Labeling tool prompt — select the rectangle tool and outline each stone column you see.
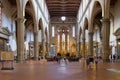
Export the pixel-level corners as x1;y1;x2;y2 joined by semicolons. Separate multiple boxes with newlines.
46;42;50;56
102;18;110;61
82;37;85;58
46;42;50;57
78;41;81;57
45;42;48;56
118;41;120;57
42;38;45;58
116;40;119;57
16;17;26;62
88;32;93;56
77;41;80;56
60;33;62;53
65;34;67;53
34;32;39;60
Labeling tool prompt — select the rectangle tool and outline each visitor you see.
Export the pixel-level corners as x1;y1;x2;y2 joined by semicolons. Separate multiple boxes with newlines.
95;57;98;69
64;57;69;64
89;55;94;68
109;54;112;62
86;56;90;69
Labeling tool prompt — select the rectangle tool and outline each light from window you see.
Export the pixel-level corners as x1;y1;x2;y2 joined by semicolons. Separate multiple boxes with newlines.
52;26;55;37
62;33;65;42
38;30;42;42
62;33;65;50
67;35;69;51
61;16;66;21
72;26;75;37
57;35;60;51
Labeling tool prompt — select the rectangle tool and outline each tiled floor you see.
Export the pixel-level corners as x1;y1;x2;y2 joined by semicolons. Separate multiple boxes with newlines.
0;60;120;80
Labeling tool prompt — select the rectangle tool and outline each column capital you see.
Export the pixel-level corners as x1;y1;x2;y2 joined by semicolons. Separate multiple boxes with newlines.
101;18;110;22
42;38;45;41
82;38;85;40
46;42;49;44
77;41;81;44
88;32;93;35
16;17;26;23
34;31;38;35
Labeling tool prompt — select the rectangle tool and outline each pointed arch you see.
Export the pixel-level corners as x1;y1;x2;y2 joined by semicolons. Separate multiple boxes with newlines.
90;1;103;32
39;18;44;31
79;27;82;41
25;0;38;29
38;18;45;42
114;28;120;36
83;17;89;30
79;27;82;35
45;27;48;42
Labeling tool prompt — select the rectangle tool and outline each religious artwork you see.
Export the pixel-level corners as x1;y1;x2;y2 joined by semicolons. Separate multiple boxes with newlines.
0;39;5;51
0;51;14;61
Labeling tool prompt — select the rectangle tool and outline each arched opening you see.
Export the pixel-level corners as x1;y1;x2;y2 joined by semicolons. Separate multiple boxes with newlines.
91;1;102;57
93;11;102;57
114;28;120;56
83;17;89;57
24;1;35;60
38;18;44;57
57;26;71;56
109;0;118;58
78;27;82;57
45;27;48;57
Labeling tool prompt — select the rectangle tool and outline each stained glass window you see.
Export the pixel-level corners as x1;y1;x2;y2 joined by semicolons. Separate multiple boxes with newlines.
52;26;55;37
72;26;75;37
62;33;65;50
67;35;69;51
57;35;60;51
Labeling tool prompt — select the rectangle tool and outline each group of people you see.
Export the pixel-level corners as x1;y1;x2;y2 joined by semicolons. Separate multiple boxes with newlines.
86;56;99;69
53;56;69;64
109;54;118;62
60;57;69;65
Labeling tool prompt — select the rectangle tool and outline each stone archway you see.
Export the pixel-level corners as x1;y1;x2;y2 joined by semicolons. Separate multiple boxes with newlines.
91;1;103;57
45;27;49;57
38;18;45;58
56;26;72;55
114;28;120;57
24;1;37;60
90;1;103;32
82;17;89;57
77;27;82;57
90;0;111;60
16;0;38;61
93;11;102;57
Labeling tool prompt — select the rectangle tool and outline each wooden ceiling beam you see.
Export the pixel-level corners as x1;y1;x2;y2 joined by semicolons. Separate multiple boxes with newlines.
50;15;76;17
47;6;79;8
49;9;77;11
46;0;81;17
46;0;80;1
46;1;80;3
50;12;77;13
47;4;80;6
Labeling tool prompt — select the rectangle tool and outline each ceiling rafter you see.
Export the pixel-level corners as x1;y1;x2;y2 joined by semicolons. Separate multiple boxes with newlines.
46;0;81;17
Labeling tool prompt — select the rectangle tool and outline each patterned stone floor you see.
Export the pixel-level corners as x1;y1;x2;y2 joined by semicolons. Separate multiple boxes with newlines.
0;60;120;80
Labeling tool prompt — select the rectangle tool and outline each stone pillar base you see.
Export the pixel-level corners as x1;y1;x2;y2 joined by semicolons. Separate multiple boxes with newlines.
34;57;39;61
103;58;109;62
16;60;26;63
